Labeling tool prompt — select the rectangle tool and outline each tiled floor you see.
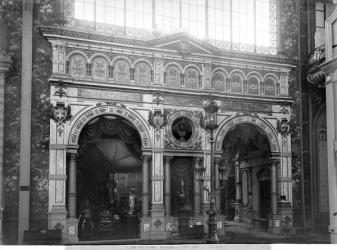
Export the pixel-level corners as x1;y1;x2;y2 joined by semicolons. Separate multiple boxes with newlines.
76;220;331;245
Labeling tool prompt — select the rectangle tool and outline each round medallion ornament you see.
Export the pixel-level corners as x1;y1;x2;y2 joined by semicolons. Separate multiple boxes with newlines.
165;111;200;148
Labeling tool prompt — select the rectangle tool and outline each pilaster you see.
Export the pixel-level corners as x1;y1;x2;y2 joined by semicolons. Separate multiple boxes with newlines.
18;0;33;244
0;52;11;244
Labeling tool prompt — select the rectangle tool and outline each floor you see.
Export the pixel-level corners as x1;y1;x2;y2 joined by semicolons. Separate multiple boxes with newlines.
75;220;331;245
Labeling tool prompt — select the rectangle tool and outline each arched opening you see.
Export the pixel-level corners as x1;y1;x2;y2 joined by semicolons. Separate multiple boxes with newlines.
75;115;142;241
220;123;271;226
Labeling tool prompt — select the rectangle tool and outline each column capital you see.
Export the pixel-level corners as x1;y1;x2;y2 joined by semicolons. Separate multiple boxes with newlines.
142;154;152;162
192;156;203;164
164;156;173;163
215;157;221;164
270;158;280;165
69;153;78;160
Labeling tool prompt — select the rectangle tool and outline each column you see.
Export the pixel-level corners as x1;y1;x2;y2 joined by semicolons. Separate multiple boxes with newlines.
68;153;77;218
142;155;151;216
215;158;221;212
0;52;11;244
193;157;201;215
164;156;172;216
18;0;33;243
324;68;337;243
248;168;253;209
234;156;241;222
271;160;278;215
235;159;241;202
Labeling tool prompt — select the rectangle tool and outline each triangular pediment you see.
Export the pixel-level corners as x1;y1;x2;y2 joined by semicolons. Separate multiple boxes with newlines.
147;32;217;56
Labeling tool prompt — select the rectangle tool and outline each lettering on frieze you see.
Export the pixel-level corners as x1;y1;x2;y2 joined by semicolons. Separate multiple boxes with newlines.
221;100;272;114
163;95;203;107
79;88;143;102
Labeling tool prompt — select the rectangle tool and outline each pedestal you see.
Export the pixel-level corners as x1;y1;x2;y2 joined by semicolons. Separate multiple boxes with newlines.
233;201;241;222
150;205;166;240
65;218;79;243
268;214;283;234
48;206;67;242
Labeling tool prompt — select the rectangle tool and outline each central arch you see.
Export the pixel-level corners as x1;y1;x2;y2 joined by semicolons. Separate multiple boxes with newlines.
68;104;152;149
215;115;280;153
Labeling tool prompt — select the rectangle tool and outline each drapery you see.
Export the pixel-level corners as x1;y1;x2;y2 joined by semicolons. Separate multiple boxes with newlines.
79;116;141;155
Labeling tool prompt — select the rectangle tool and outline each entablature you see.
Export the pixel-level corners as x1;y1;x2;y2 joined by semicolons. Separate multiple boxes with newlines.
42;26;296;100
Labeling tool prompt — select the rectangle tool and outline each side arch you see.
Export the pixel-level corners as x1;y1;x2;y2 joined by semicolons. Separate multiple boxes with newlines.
88;53;112;65
66;50;89;61
215;115;280;153
68;104;152;149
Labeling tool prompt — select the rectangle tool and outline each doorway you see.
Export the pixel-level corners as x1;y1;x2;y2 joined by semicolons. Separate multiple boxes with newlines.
259;180;271;219
76;115;142;241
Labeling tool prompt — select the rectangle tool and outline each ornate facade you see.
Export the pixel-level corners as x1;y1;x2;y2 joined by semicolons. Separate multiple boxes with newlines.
42;25;295;242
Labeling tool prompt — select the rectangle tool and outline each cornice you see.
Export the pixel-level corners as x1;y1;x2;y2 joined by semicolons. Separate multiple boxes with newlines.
40;26;298;68
49;75;293;106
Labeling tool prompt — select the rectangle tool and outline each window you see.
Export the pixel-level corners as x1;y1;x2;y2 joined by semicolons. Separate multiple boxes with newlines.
73;0;277;54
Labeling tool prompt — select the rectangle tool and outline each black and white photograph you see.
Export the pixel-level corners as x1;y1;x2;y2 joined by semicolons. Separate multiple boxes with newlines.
0;0;337;248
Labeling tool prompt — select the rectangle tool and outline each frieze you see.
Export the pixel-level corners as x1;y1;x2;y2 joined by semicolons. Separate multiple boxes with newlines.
220;100;273;114
163;95;203;107
78;88;143;102
41;26;298;65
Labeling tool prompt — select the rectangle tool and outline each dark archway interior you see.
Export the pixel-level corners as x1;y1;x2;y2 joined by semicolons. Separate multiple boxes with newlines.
76;115;142;240
221;123;271;219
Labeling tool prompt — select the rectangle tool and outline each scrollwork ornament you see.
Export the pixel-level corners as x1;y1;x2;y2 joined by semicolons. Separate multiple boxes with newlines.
54;80;67;98
153;93;163;106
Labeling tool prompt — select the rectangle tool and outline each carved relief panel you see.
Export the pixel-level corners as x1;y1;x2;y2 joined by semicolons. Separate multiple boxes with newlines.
247;77;259;95
69;54;86;78
231;74;243;94
213;71;225;92
92;57;109;81
185;68;199;89
135;62;151;85
113;59;130;84
264;78;276;96
166;65;180;88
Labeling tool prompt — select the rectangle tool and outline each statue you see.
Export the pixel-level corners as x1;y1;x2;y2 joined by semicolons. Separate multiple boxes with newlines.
177;178;186;212
128;188;136;215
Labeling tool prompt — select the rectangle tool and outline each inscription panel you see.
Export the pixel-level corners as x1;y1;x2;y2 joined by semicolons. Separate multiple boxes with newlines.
221;100;272;114
79;88;142;102
163;95;203;107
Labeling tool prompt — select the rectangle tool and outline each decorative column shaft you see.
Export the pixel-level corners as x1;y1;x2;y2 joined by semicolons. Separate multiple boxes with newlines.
68;153;77;219
215;158;221;212
193;157;201;215
271;160;278;215
235;158;241;202
0;52;11;244
142;155;151;216
18;0;33;243
164;156;172;216
248;168;253;208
